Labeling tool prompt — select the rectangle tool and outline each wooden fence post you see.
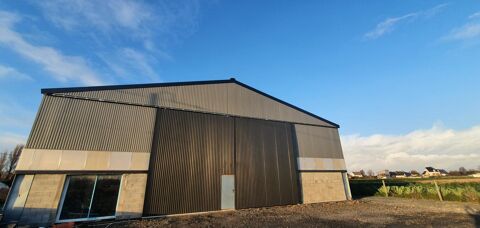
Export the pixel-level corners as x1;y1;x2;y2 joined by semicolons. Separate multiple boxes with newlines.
434;180;443;201
382;179;388;197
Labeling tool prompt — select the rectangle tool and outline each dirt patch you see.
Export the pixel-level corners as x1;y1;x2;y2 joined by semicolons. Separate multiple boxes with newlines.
88;197;480;228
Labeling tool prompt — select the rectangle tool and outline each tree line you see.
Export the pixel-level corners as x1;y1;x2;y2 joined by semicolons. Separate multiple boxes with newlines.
0;144;23;186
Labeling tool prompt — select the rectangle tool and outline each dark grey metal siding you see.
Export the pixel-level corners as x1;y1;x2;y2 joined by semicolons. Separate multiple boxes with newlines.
26;95;156;152
144;109;234;215
235;118;300;209
294;124;344;158
54;83;333;127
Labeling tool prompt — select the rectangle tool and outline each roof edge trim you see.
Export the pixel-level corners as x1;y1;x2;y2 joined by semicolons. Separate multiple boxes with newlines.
41;79;235;94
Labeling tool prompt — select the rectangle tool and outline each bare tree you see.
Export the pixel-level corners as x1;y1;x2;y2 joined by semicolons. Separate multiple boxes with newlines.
0;151;8;179
5;144;23;182
359;169;365;176
459;167;467;175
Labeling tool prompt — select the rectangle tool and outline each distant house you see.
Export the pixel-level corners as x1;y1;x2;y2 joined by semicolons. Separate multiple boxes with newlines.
394;171;411;178
410;171;420;177
389;171;397;178
422;167;445;177
469;173;480;178
438;169;448;176
376;170;391;179
348;171;364;178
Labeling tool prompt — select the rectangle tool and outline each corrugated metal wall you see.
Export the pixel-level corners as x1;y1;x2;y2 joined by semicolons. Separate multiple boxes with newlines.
294;124;344;158
26;96;156;152
143;109;234;215
235;118;300;209
55;83;332;127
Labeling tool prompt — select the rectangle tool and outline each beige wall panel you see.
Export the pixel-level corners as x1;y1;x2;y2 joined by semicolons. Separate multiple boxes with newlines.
130;152;150;170
85;151;111;170
17;149;148;171
116;173;148;219
300;172;347;203
109;152;132;170
295;124;344;159
19;174;65;226
16;149;35;170
333;159;346;170
298;158;346;171
30;149;61;170
59;150;87;170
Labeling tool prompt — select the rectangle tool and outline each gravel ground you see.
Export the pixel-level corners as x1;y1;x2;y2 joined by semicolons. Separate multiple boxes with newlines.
88;197;480;228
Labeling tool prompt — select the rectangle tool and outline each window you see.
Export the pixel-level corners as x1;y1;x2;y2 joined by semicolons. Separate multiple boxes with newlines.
57;175;121;222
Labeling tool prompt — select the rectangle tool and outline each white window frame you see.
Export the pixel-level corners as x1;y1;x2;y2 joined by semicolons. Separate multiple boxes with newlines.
55;174;123;223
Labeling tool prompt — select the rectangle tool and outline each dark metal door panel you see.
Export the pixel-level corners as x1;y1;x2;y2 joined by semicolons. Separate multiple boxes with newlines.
235;118;300;209
143;109;234;215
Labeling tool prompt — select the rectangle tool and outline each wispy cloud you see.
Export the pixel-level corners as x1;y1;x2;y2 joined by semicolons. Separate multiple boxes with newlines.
364;3;448;40
0;99;33;152
98;48;167;82
0;64;32;81
0;11;103;85
0;99;35;129
364;13;418;40
0;132;26;152
469;11;480;19
38;0;156;33
35;0;201;81
442;12;480;41
37;1;200;47
342;123;480;172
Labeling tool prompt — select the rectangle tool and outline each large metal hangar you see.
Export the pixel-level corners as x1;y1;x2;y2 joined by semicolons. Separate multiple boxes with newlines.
2;78;351;226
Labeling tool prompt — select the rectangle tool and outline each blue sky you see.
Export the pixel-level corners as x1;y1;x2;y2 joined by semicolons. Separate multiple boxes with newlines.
0;1;479;171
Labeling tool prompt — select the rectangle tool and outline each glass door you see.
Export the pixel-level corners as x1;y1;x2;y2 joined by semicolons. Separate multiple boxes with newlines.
56;175;121;222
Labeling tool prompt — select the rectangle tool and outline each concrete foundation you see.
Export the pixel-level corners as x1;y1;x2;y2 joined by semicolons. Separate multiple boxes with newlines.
18;174;66;226
300;172;347;203
116;173;148;219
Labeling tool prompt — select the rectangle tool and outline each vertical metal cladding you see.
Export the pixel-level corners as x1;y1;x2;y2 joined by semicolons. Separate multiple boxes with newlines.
235;118;300;209
26;95;155;152
144;109;234;215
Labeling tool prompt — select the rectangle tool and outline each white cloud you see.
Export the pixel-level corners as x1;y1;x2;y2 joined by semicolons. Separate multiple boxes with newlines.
0;11;103;85
98;48;167;82
443;23;480;40
39;0;155;33
442;11;480;41
342;123;480;172
35;0;201;81
37;0;200;44
364;13;418;40
364;3;448;40
0;64;32;80
0;132;26;152
0;99;35;131
469;11;480;19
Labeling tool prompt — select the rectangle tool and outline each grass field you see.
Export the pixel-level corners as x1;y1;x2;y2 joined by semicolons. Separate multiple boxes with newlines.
349;177;480;203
